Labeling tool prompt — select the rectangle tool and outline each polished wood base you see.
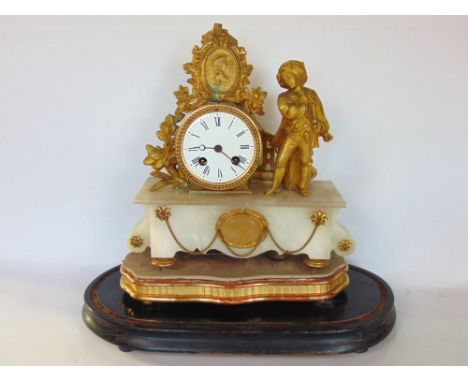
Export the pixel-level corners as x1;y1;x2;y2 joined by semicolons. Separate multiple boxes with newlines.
82;264;396;354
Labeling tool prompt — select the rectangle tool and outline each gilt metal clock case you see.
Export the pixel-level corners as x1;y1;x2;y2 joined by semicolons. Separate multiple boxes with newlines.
175;103;262;191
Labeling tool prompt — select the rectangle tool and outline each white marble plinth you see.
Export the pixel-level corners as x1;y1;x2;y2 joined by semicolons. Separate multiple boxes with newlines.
127;178;354;261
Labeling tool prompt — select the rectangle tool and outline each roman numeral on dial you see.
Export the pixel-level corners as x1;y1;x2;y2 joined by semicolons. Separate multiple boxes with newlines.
200;120;209;130
182;109;257;186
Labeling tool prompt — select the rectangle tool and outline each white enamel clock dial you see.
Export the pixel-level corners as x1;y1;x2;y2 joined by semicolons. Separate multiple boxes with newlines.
176;104;262;190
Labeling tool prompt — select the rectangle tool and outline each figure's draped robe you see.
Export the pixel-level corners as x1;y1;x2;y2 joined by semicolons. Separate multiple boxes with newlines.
271;88;330;191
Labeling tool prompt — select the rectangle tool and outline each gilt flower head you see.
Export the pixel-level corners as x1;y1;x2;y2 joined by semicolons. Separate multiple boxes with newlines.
311;210;328;226
155;206;172;221
130;235;144;248
338;239;353;252
245;87;266;115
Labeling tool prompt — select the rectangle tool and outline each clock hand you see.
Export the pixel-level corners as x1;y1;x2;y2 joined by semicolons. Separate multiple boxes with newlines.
213;144;245;169
220;150;245;170
219;150;232;161
189;144;215;151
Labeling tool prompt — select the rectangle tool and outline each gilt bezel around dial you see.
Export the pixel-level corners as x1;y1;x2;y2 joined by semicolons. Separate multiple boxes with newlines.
175;103;262;191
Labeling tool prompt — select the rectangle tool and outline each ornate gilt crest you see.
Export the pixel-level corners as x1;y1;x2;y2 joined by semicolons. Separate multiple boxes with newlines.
175;23;266;118
144;24;266;191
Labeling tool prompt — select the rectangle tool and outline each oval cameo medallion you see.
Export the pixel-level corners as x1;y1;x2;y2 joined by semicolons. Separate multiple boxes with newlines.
204;48;239;94
216;209;268;249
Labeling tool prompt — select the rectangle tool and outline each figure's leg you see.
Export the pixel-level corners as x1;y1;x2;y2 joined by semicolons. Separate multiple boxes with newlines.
265;139;297;195
283;150;302;191
298;142;314;196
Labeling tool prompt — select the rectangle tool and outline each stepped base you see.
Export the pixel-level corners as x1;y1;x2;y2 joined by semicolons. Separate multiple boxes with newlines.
120;250;349;304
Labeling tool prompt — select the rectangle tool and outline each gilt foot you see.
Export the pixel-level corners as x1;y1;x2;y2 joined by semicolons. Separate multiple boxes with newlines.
265;187;280;196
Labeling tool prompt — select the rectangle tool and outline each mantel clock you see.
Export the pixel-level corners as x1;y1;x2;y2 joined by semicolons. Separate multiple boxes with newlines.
135;23;353;289
83;23;396;355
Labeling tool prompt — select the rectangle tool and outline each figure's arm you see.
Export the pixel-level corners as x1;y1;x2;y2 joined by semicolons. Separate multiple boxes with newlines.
271;93;301;148
278;92;307;120
310;91;333;142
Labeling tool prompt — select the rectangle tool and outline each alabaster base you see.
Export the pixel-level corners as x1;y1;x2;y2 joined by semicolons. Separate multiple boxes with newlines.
120;250;349;304
128;178;355;262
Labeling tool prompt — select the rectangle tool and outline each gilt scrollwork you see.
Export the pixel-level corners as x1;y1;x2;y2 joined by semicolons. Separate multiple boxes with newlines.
143;115;188;191
144;23;266;191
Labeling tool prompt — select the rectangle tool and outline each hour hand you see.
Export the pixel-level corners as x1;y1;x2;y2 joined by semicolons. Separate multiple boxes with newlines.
188;144;214;151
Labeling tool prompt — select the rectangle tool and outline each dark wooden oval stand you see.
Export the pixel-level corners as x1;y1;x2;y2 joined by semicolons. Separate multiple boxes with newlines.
82;265;396;354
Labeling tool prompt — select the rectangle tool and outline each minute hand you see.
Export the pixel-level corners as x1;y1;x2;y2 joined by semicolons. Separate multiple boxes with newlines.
220;150;244;169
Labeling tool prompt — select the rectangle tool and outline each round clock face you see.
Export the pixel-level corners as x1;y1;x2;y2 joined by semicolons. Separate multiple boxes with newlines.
176;104;262;190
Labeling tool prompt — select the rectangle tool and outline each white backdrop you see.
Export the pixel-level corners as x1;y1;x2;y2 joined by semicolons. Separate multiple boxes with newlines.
1;16;468;365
